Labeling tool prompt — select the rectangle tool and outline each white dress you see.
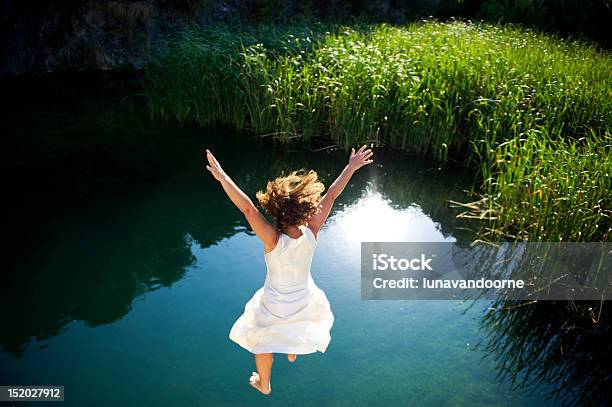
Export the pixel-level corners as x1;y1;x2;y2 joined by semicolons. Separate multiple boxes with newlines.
229;225;334;354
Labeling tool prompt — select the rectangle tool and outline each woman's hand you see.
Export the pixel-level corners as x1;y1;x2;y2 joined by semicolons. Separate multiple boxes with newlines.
205;149;228;182
308;145;374;236
348;145;374;171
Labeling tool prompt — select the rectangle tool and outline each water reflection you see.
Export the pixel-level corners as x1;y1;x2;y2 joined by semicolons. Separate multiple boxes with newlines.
2;123;473;356
481;300;611;406
4;73;600;407
331;189;457;243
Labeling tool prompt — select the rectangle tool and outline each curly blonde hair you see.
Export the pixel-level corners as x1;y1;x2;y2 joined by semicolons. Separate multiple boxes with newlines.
256;169;324;232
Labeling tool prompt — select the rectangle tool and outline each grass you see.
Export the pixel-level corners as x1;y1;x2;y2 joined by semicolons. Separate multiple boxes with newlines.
144;20;612;241
456;129;611;241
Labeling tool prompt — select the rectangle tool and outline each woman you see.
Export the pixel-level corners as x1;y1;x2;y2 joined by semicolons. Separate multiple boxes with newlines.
205;145;374;394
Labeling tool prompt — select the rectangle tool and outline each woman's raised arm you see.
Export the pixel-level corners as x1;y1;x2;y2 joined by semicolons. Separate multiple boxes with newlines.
205;149;279;251
308;145;374;237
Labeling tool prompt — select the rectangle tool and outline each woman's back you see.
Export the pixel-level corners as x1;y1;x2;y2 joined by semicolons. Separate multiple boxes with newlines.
263;224;317;292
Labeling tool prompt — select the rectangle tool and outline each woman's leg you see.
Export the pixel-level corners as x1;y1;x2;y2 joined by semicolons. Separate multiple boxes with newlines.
250;353;273;394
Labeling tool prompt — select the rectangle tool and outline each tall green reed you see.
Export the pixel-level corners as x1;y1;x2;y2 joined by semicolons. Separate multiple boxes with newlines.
145;21;610;156
144;20;611;241
456;129;611;241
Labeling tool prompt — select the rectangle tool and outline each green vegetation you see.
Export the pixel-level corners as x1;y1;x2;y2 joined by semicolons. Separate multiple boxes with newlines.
216;0;612;47
144;20;611;241
457;130;611;241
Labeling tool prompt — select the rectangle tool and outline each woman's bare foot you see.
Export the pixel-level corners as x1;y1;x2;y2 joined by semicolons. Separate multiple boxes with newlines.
249;372;271;395
287;354;297;363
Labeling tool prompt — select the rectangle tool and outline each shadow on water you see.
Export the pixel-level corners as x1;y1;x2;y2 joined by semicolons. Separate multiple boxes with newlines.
480;300;611;406
1;72;474;357
459;241;612;405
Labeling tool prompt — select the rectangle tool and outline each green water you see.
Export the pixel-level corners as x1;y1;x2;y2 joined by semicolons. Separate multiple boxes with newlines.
1;73;556;406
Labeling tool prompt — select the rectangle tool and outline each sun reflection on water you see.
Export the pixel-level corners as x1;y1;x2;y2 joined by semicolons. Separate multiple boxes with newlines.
328;187;455;244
